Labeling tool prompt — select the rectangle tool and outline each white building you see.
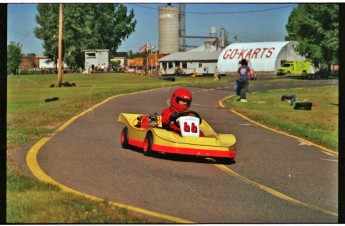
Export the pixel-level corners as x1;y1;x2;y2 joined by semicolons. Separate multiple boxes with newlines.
217;41;307;73
39;57;67;69
84;49;109;70
110;52;128;67
158;45;221;75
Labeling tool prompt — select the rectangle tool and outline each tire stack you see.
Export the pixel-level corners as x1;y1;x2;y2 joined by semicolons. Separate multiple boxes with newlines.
281;94;312;110
294;102;312;110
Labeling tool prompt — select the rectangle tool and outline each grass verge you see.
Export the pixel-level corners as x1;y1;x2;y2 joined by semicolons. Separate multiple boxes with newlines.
223;86;338;151
7;170;158;223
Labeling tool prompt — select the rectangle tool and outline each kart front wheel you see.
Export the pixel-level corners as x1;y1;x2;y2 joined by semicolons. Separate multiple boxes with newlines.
143;133;154;157
121;127;130;149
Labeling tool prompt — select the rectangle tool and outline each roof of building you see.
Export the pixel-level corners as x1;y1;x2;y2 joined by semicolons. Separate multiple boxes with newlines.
159;50;222;62
113;52;128;58
187;44;221;52
83;49;109;52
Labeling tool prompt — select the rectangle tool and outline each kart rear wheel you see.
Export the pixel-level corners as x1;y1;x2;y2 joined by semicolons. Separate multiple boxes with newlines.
143;133;154;157
121;127;130;148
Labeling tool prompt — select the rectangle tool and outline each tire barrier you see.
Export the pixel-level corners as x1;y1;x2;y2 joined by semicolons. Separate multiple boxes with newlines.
45;97;59;102
281;94;312;110
159;77;176;82
294;102;313;110
281;94;296;106
49;82;76;88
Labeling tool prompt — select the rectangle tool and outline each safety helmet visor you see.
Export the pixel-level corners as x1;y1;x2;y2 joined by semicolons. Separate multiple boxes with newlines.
176;97;191;107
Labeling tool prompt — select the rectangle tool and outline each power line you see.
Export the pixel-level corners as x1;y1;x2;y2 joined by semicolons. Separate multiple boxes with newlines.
19;27;36;43
128;3;297;15
10;25;37;44
8;27;36;38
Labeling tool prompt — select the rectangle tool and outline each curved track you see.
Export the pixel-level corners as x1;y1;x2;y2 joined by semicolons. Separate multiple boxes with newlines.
26;79;338;223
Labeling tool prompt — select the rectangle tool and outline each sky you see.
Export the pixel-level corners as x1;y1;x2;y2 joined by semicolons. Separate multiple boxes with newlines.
7;3;298;55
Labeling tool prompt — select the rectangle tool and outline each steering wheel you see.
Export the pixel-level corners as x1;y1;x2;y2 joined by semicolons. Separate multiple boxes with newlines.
169;110;202;127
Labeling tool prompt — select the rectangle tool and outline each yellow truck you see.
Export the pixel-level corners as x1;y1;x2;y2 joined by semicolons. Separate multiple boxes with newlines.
276;60;311;76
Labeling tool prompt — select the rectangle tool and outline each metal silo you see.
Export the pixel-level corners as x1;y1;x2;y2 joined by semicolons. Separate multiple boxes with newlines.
159;4;180;54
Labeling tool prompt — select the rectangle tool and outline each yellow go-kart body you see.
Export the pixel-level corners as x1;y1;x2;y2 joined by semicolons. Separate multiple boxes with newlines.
118;113;236;162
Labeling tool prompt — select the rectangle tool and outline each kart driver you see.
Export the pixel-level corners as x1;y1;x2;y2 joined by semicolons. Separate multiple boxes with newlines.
161;88;192;133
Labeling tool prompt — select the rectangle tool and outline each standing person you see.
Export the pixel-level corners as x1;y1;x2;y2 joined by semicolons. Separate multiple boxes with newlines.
214;66;220;81
236;59;250;102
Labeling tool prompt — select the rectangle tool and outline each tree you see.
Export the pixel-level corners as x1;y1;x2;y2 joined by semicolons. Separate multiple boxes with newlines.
34;3;137;69
285;4;339;70
34;4;59;70
7;42;22;75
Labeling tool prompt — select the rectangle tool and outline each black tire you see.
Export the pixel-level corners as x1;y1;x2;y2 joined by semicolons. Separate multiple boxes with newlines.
120;127;130;148
143;133;154;156
294;102;312;110
308;74;313;80
45;97;59;102
281;94;296;101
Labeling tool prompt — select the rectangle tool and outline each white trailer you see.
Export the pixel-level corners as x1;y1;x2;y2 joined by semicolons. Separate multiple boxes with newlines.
84;49;109;70
39;58;67;69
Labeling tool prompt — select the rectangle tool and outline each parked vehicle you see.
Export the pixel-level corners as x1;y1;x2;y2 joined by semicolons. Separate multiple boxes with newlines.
276;60;311;76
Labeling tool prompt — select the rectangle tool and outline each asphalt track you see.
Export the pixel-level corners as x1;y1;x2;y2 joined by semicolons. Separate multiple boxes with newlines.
25;78;338;223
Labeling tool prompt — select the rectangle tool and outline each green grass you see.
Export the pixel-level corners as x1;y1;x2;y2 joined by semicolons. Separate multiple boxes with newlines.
224;86;338;151
7;170;158;223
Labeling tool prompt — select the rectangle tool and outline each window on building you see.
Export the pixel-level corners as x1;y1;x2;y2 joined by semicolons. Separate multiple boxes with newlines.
199;63;203;68
86;52;96;59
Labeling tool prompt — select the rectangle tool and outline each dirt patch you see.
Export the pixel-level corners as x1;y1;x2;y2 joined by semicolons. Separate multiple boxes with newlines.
7;140;37;177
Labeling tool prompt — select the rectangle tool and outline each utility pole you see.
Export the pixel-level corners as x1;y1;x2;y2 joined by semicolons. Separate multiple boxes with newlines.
179;3;186;51
57;3;63;87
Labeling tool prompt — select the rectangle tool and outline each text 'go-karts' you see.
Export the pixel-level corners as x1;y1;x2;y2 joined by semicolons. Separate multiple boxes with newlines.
118;111;236;164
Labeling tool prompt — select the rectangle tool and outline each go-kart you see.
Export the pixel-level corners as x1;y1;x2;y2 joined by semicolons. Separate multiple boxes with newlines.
118;110;236;163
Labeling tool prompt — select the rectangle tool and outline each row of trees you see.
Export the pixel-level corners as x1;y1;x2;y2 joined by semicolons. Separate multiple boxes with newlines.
7;42;22;75
285;3;339;70
34;3;137;70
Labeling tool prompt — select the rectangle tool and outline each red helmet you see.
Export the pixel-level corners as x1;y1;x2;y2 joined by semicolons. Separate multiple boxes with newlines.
170;88;192;112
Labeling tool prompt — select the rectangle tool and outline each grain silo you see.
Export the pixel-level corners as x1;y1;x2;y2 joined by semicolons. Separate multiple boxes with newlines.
159;4;180;54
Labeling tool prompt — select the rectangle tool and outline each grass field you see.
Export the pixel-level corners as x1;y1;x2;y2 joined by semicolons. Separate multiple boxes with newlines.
7;73;338;223
224;86;338;151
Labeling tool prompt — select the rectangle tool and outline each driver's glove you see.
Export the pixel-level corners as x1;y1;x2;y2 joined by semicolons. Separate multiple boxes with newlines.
169;113;179;122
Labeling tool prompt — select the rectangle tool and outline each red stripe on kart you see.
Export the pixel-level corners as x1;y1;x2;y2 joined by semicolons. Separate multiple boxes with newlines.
152;143;236;158
127;138;235;158
128;138;144;148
